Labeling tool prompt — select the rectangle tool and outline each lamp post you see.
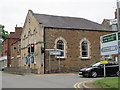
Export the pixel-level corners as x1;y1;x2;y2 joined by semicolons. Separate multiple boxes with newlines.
117;0;120;76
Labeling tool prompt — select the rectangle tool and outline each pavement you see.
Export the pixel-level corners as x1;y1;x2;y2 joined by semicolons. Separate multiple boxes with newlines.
30;73;76;76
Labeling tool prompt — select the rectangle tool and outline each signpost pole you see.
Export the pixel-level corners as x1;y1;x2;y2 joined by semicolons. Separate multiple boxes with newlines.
49;50;61;73
117;0;120;76
100;57;107;77
49;53;51;73
59;57;60;72
104;64;106;77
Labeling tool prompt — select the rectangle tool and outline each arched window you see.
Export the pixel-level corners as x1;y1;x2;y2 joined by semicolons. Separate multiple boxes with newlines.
55;37;67;58
82;41;88;57
33;30;36;43
80;38;91;59
57;40;64;56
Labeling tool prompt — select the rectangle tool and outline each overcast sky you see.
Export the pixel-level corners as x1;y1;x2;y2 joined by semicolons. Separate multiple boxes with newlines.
0;0;118;32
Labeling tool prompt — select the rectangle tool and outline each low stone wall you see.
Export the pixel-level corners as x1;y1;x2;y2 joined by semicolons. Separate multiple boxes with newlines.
4;67;31;75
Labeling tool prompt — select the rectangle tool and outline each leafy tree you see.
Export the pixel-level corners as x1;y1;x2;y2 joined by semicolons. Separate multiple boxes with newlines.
0;24;9;40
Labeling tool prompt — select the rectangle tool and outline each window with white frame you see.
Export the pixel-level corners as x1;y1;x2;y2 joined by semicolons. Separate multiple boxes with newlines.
80;39;90;59
55;37;67;58
82;41;88;57
57;40;64;57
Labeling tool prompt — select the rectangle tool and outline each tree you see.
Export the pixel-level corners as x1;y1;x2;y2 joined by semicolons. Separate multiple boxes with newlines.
0;24;9;40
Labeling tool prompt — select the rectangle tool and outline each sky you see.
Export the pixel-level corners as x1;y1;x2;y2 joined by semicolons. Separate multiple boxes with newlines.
0;0;118;33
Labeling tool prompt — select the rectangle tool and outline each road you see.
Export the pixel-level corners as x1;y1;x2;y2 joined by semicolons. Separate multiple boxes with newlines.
2;72;102;88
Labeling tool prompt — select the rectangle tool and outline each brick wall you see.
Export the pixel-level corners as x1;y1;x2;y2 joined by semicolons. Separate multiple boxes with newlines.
2;27;22;67
44;28;114;73
11;39;21;67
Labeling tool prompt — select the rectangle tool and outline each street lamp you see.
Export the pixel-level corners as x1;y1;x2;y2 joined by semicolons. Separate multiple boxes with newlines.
117;0;120;76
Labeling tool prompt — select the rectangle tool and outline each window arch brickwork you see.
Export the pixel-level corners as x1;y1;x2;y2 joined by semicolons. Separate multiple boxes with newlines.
55;37;67;58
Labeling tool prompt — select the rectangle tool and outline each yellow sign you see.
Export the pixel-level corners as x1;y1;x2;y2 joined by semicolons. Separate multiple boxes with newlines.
100;60;108;64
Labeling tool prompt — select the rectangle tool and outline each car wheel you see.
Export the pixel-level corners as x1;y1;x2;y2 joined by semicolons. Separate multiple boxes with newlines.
91;71;97;78
116;71;119;77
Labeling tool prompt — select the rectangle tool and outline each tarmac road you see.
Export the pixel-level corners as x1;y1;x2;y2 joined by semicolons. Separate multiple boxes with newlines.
2;72;102;88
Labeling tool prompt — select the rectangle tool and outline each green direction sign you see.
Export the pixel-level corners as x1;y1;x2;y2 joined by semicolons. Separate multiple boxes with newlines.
118;32;120;40
102;33;117;43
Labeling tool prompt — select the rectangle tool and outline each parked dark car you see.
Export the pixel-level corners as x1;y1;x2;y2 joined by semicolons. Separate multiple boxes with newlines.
79;61;119;78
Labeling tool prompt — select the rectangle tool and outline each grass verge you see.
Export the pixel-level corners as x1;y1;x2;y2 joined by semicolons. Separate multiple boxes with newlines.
92;77;119;88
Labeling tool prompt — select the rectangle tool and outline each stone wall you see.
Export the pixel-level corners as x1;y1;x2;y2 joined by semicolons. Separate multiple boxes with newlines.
44;28;114;73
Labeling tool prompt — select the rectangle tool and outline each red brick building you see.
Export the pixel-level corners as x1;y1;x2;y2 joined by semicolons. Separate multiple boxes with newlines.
102;8;120;31
11;39;21;67
2;27;22;67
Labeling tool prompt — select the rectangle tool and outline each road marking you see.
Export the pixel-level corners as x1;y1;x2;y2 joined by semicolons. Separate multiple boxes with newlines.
74;82;79;88
77;82;83;88
74;80;92;88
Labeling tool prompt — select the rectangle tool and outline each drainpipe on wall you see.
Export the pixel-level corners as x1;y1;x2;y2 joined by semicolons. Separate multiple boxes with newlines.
43;27;46;74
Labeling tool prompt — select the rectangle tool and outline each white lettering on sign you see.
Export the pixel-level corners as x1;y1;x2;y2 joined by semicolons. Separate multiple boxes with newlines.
101;45;118;52
49;51;61;55
100;32;118;55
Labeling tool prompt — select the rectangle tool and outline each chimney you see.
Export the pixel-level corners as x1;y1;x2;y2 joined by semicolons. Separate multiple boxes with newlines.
15;25;23;33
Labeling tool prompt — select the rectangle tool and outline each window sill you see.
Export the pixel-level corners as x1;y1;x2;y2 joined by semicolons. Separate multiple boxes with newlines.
56;56;66;59
80;57;90;60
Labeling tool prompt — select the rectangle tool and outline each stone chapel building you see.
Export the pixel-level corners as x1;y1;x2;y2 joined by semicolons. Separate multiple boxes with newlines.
21;10;115;74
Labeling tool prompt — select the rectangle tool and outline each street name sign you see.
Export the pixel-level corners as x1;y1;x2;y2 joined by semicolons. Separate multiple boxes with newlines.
49;51;61;55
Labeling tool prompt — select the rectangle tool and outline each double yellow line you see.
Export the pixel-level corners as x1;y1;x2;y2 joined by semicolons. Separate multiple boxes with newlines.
74;80;92;88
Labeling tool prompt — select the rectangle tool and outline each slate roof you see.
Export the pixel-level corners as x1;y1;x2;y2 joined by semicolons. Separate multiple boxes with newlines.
33;13;113;31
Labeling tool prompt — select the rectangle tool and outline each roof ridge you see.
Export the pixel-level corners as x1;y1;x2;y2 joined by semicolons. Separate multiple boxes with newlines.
34;13;84;19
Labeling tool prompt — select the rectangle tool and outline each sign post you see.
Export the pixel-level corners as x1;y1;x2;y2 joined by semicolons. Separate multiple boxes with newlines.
100;59;108;77
59;56;60;72
103;64;106;77
49;50;61;73
48;54;51;73
117;0;120;77
100;0;120;78
100;33;117;77
100;32;120;77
